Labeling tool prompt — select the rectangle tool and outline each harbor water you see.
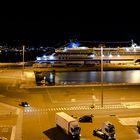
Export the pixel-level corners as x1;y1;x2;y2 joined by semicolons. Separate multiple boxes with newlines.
55;70;140;84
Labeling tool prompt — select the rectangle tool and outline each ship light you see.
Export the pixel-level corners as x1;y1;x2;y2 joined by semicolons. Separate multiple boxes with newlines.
80;47;88;49
68;41;80;48
43;55;46;57
42;55;47;60
135;45;140;48
36;57;41;60
49;55;54;60
126;48;129;52
133;48;136;52
72;43;78;48
64;48;67;52
50;73;53;80
132;43;137;48
90;54;95;57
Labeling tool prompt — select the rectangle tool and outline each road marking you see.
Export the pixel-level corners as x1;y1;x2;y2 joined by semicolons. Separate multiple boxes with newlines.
122;102;140;108
24;104;126;114
119;117;140;125
0;125;13;127
2;127;9;132
71;98;76;102
46;90;53;103
10;126;16;140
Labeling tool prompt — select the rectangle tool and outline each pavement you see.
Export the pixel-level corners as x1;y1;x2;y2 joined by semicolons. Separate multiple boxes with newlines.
0;68;140;139
0;102;23;140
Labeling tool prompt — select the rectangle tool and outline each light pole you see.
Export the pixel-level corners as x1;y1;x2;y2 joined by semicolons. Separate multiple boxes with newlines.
23;45;25;70
92;95;96;107
101;46;103;107
91;88;96;108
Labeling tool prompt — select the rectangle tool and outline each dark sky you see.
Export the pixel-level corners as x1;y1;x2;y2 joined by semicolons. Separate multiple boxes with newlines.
0;2;140;46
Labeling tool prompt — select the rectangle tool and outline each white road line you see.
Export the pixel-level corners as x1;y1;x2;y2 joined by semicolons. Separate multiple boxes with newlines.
122;102;140;109
14;109;23;140
2;127;9;132
10;126;16;140
24;104;127;114
46;90;53;103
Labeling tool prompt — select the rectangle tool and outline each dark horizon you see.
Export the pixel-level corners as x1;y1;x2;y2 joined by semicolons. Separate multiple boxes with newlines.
0;14;140;46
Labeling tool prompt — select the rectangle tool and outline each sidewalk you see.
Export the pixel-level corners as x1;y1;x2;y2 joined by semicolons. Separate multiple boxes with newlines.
0;102;23;140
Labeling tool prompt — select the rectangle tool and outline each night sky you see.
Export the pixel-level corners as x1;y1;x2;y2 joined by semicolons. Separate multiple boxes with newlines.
0;3;140;46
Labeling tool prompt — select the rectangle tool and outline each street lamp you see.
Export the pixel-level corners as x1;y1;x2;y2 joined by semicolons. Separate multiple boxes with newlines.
101;45;103;107
22;45;25;70
90;88;96;108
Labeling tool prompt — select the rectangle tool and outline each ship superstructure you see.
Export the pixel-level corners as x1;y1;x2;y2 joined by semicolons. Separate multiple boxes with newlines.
35;40;140;67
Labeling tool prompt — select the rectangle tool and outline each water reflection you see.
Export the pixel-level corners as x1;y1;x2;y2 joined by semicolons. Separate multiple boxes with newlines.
127;70;140;83
55;70;140;84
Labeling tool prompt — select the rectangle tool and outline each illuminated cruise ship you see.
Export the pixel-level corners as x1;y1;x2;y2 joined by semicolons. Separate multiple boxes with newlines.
35;40;140;67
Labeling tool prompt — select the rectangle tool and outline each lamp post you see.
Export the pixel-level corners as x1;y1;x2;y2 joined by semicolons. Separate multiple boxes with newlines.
90;88;96;108
23;45;25;70
101;46;103;107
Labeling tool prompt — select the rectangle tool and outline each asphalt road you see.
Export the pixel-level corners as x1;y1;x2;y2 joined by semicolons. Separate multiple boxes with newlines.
0;69;140;140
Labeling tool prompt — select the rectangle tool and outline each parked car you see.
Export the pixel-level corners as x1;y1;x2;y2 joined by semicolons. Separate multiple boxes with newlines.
20;102;30;107
78;115;93;122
